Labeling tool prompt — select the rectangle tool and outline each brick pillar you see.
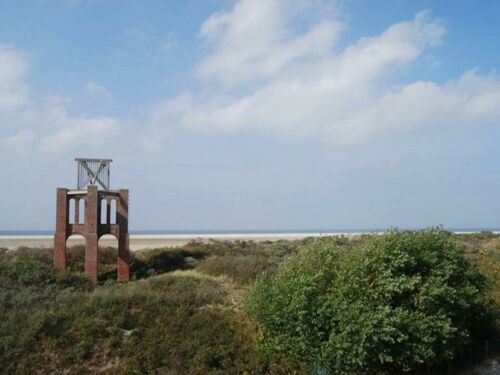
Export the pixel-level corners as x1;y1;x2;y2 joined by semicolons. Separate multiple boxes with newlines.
117;189;130;282
118;233;130;282
54;188;68;269
75;198;80;224
106;199;111;224
85;186;99;283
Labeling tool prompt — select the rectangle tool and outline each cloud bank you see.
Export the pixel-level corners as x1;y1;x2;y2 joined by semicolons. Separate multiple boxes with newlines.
84;81;113;101
0;45;30;112
152;0;500;144
2;0;500;155
0;45;119;154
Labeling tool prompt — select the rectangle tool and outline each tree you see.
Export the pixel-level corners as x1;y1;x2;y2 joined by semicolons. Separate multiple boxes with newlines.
246;229;494;373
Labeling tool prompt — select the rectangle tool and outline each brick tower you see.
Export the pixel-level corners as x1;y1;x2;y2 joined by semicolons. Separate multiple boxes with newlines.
54;158;130;283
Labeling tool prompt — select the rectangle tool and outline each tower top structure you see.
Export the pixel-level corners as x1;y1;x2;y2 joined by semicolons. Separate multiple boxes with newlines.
75;158;112;191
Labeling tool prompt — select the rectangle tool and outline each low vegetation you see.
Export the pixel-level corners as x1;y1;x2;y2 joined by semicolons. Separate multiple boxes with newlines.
0;230;498;374
246;229;497;373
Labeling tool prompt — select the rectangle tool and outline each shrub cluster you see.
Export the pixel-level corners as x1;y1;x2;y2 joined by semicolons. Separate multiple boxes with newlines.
0;232;497;374
0;244;305;374
246;229;496;373
195;238;344;284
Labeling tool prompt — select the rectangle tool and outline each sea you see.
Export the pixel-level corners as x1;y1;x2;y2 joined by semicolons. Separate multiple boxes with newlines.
1;228;499;236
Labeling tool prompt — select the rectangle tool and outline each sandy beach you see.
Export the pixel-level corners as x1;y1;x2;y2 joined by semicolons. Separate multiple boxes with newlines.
1;231;496;251
0;232;363;251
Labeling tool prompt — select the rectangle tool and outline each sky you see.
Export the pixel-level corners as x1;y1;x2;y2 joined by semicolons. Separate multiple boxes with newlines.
1;0;500;231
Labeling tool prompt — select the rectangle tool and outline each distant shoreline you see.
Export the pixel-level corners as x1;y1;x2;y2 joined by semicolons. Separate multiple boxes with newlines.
1;230;499;251
0;232;363;251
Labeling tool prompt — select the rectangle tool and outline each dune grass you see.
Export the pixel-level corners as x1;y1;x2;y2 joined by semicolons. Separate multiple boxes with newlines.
0;233;498;374
0;240;307;374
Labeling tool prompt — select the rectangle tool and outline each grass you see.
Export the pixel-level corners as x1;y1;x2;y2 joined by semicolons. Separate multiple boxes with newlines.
0;240;307;374
0;233;498;374
455;232;500;305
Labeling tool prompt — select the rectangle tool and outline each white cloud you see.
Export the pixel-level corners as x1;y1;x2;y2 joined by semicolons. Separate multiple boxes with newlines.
3;1;499;157
0;44;30;112
1;129;36;153
0;45;120;155
150;91;194;123
40;116;117;153
84;81;113;101
1;95;119;154
37;96;118;153
198;0;343;85
152;4;500;144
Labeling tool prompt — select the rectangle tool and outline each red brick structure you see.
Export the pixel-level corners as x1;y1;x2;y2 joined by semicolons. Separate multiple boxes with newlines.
54;159;130;283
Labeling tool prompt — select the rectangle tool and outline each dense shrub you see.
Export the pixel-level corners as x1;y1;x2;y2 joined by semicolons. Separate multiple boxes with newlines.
0;247;305;374
246;228;496;373
182;239;304;258
197;255;279;284
1;234;496;373
193;239;317;284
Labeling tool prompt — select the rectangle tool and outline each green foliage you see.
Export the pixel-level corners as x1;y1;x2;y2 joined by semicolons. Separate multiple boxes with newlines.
129;247;205;280
197;255;279;284
0;242;306;374
191;239;304;284
246;228;496;373
459;234;500;306
0;234;497;373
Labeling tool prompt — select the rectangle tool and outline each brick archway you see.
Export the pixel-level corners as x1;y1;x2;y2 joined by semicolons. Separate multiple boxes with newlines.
54;185;130;283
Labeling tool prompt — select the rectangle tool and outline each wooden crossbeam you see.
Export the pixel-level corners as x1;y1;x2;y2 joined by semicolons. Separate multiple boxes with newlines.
76;158;111;190
81;161;107;189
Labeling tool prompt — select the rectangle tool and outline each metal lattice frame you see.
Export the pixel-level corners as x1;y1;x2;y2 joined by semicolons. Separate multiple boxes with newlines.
76;158;112;190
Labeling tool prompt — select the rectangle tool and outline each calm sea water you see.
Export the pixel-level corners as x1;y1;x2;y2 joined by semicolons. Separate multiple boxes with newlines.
1;228;499;236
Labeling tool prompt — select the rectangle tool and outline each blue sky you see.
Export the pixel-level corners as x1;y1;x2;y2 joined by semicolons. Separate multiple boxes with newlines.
1;0;500;231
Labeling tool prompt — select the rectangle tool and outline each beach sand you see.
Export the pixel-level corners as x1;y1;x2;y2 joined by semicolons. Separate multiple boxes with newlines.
2;231;490;251
0;232;360;251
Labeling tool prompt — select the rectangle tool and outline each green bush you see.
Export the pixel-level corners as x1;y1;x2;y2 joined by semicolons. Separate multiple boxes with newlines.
0;247;304;374
246;228;496;373
192;239;307;284
197;255;279;284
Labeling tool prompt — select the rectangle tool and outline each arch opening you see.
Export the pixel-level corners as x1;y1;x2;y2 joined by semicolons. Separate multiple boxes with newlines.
100;199;108;224
110;199;117;224
66;234;86;273
68;198;76;224
98;234;118;282
78;198;85;224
